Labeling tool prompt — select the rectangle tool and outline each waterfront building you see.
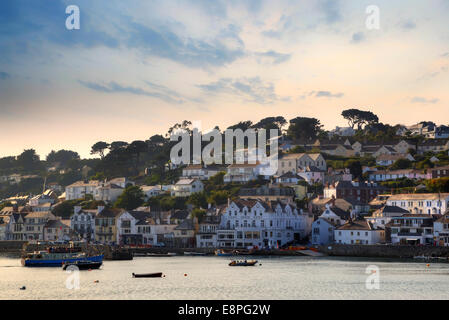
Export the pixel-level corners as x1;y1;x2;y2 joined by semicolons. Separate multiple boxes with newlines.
117;210;152;245
386;193;449;215
70;206;97;241
334;220;385;245
434;213;449;246
389;214;435;245
94;207;125;244
23;211;56;241
365;206;410;229
311;205;350;245
217;199;313;249
43;219;71;242
173;219;197;248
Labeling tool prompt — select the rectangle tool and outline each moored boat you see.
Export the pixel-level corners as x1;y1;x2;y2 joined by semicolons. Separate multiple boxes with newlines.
215;249;232;257
184;252;207;256
228;260;258;267
62;261;103;270
132;272;163;278
22;250;104;267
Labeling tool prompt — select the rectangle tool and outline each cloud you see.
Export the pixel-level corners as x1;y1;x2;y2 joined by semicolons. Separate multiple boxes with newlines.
319;0;342;24
351;32;365;44
0;71;10;80
255;50;291;65
400;20;417;31
411;96;439;104
197;77;290;104
79;80;186;104
314;91;344;98
124;21;245;68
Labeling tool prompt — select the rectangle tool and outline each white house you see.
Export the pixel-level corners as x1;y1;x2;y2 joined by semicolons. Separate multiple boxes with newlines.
196;214;222;248
70;206;97;241
224;163;261;183
386;193;449;215
311;205;350;245
364;205;410;229
277;153;327;176
141;185;165;200
93;183;124;203
65;180;101;200
334;220;385;245
171;179;204;197
217;199;313;249
182;164;226;180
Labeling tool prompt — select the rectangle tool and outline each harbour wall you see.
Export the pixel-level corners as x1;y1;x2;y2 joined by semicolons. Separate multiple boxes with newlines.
0;241;27;252
318;244;449;258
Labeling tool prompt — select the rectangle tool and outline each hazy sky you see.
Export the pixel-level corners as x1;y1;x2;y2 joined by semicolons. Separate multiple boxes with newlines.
1;0;448;158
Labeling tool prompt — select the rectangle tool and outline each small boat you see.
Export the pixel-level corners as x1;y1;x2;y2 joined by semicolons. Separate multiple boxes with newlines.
62;261;103;270
215;249;232;257
228;260;258;267
184;252;207;256
132;272;163;278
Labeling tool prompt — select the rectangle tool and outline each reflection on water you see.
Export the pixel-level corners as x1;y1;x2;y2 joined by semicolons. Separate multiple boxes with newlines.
1;255;448;300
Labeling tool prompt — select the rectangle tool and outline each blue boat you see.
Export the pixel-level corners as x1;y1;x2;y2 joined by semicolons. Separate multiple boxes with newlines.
22;250;104;267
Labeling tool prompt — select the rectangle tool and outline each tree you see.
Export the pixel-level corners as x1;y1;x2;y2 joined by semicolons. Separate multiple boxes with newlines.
252;116;286;131
46;150;80;166
109;141;128;151
341;109;379;130
17;149;40;171
390;159;413;170
91;141;110;159
425;177;449;193
287;117;323;141
227;121;253;131
345;159;363;180
114;185;144;210
187;191;208;209
208;172;226;186
207;190;230;205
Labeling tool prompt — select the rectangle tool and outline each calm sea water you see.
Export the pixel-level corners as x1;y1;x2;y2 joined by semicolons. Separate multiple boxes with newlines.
1;254;449;300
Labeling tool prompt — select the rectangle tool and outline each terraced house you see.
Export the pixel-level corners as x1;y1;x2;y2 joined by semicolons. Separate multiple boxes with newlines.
94;208;125;244
386;193;449;215
217;199;313;249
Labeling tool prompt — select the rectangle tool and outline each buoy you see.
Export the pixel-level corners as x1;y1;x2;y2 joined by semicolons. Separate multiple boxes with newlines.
20;286;26;290
94;280;99;283
184;273;188;277
426;264;430;267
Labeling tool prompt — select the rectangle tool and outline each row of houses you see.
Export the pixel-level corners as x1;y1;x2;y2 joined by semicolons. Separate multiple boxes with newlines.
281;137;449;157
311;193;449;246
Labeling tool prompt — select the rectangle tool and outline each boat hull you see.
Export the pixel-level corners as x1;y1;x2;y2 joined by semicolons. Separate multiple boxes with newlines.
132;272;163;278
22;255;104;267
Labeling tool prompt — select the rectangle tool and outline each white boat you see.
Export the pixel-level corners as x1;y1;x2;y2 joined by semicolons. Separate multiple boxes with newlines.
184;252;207;256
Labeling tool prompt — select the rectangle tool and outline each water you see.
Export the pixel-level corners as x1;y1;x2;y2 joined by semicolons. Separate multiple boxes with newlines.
1;254;449;300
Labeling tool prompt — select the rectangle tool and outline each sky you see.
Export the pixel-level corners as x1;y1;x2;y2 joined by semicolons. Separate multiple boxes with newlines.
0;0;448;159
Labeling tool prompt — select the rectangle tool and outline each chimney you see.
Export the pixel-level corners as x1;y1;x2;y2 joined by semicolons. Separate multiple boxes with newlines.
74;206;82;214
227;198;231;207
